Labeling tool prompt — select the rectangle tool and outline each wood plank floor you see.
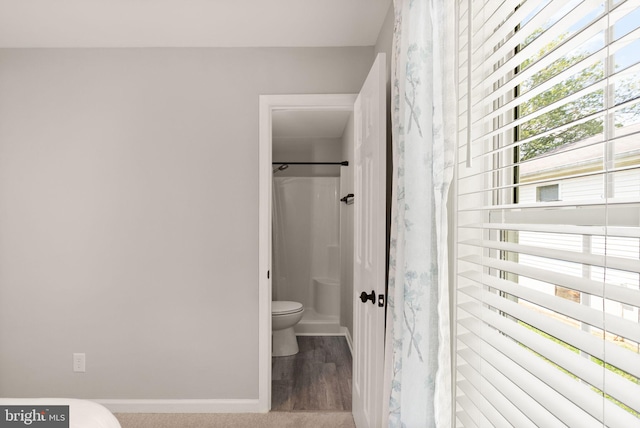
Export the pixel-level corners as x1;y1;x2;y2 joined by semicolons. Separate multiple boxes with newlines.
271;336;352;411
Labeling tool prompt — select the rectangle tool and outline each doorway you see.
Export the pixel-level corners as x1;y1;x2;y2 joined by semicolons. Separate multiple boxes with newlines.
270;107;355;411
258;94;357;412
271;108;354;336
259;53;387;426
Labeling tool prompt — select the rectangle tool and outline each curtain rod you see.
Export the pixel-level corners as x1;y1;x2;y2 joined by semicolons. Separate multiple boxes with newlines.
272;161;349;166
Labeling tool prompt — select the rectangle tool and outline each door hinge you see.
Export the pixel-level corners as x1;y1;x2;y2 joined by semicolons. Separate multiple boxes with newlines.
267;270;270;279
378;294;385;307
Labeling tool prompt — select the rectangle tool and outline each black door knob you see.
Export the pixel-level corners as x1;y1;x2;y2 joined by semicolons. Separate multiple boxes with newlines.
359;290;376;304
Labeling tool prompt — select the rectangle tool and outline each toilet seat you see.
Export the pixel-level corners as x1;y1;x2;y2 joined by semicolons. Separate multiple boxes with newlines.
272;301;303;315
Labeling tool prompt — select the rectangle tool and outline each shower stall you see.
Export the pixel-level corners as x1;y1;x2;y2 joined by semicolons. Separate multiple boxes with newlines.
272;163;348;335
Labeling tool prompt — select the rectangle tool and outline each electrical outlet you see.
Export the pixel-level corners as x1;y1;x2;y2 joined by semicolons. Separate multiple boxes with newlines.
73;353;86;373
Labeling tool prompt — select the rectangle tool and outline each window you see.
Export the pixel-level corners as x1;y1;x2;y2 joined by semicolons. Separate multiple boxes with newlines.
455;0;640;426
536;183;560;201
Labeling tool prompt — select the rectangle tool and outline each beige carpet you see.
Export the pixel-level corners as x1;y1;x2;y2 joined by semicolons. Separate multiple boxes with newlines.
115;411;356;428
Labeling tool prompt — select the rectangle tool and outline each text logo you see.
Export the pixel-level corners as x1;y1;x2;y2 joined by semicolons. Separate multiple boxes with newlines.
0;406;69;428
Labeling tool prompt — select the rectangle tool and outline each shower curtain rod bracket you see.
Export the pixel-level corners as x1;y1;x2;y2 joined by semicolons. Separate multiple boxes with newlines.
340;193;355;204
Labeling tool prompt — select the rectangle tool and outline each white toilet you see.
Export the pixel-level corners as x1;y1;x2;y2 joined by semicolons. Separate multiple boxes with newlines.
271;301;304;357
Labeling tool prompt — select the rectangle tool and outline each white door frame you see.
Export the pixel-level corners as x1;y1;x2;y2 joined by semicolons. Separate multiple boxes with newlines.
258;93;358;411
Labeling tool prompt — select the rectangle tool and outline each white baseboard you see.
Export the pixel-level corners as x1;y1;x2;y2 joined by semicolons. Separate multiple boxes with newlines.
97;399;263;413
342;326;353;356
295;330;341;336
294;322;341;335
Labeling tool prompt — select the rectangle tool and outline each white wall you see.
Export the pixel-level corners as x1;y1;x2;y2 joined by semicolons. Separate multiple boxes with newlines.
374;3;394;87
273;137;343;177
0;47;374;400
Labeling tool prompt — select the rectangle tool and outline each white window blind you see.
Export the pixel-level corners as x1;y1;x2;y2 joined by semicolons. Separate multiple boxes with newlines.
455;0;640;426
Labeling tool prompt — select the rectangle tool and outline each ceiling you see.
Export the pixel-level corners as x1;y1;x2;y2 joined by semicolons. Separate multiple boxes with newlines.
0;0;391;48
272;110;352;139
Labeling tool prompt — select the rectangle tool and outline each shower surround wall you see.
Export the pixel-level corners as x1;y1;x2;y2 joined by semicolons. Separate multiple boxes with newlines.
272;176;341;333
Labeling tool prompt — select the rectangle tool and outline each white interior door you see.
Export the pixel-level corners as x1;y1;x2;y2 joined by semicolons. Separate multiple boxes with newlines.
352;53;386;428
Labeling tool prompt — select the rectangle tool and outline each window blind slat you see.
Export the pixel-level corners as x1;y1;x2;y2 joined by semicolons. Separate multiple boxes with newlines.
459;290;606;360
473;0;637;86
458;163;640;197
458;319;640;427
458;332;607;427
455;410;478;428
472;0;603;84
465;97;640;162
457;352;567;427
476;31;601;113
461;238;640;274
499;204;640;229
459;269;640;343
458;196;640;211
457;359;555;428
456;396;486;428
460;222;640;238
459;285;640;379
476;17;607;109
456;379;514;428
471;0;524;51
472;61;640;144
472;77;607;144
458;304;640;412
476;24;640;114
460;254;640;308
458;345;589;427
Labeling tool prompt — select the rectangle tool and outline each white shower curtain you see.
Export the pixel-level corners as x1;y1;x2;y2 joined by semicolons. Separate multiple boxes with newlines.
271;177;341;306
272;177;287;301
383;0;456;426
